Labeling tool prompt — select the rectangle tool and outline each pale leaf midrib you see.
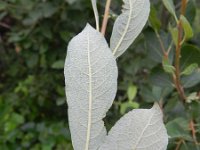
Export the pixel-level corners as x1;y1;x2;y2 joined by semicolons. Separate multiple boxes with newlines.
132;112;154;150
85;30;93;150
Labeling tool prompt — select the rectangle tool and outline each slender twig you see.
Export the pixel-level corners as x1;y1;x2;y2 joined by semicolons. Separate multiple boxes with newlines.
174;0;187;101
101;0;112;35
175;139;183;150
0;22;11;29
181;0;187;14
174;21;186;100
189;120;199;145
157;0;187;100
155;30;168;58
166;41;173;55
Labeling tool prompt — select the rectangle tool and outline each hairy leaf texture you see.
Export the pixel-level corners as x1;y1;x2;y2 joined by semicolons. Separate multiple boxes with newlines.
111;0;150;58
99;103;168;150
64;24;118;150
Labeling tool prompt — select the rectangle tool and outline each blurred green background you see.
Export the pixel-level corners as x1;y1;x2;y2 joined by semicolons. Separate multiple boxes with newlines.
0;0;200;149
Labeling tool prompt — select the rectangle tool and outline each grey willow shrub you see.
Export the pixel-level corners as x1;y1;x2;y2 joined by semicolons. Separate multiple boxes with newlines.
64;0;168;150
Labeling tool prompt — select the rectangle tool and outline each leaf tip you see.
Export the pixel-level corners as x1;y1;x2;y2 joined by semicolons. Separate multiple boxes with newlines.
152;102;162;113
85;23;97;31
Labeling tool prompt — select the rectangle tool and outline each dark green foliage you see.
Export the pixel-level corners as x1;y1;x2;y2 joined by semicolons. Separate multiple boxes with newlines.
0;0;200;149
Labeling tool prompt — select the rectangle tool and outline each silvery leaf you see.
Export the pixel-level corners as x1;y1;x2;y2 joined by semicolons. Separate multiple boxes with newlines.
64;24;118;150
99;103;168;150
91;0;99;31
111;0;150;58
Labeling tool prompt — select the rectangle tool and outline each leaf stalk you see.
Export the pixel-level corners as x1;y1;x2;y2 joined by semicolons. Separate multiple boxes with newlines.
101;0;112;35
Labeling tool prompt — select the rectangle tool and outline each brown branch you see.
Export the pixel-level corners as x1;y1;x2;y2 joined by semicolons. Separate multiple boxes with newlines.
181;0;187;14
101;0;112;35
175;139;183;150
174;21;186;100
189;120;199;145
173;0;188;101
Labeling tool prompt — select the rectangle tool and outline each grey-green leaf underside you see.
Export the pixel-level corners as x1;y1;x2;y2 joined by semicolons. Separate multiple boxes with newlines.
64;24;118;150
91;0;99;31
111;0;150;58
99;103;168;150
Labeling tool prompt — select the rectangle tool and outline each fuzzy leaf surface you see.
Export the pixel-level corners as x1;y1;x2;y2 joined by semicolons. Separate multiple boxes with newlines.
111;0;150;58
99;103;168;150
64;24;118;150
